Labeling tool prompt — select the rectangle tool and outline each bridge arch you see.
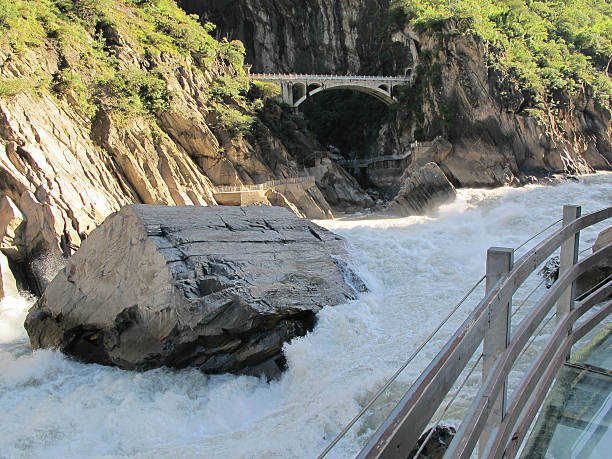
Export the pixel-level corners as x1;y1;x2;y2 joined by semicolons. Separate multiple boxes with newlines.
293;84;395;107
292;82;306;102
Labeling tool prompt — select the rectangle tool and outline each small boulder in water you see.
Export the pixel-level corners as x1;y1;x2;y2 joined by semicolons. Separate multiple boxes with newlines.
386;162;456;216
539;256;560;289
24;205;365;377
409;425;456;458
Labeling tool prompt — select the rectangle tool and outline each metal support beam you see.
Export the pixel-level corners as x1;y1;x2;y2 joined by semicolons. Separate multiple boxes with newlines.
481;247;514;457
557;205;581;320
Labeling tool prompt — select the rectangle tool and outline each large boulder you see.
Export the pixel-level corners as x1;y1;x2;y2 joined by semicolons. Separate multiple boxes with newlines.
593;226;612;252
387;162;457;216
579;226;612;296
25;205;364;377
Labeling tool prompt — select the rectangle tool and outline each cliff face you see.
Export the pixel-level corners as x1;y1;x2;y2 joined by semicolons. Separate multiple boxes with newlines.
180;0;413;75
0;0;369;295
187;0;611;189
380;24;612;188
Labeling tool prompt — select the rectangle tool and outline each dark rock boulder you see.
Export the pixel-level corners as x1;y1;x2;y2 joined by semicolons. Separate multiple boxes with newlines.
409;425;456;458
539;256;560;289
386;162;457;216
24;205;364;377
539;226;612;299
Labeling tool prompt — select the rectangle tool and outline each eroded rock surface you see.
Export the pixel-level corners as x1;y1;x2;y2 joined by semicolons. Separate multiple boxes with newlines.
594;226;612;252
25;205;364;377
386;162;456;216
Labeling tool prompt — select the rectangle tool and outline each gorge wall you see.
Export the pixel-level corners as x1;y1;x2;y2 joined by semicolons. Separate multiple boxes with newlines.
180;0;411;75
185;0;612;190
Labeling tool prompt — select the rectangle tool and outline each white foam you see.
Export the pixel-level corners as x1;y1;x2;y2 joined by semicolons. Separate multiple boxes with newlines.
0;295;32;344
1;174;611;458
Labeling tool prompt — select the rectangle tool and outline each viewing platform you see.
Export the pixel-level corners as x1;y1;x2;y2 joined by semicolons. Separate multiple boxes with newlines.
212;176;316;206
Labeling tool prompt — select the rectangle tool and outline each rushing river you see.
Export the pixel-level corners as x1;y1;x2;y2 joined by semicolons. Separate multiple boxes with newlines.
1;173;611;458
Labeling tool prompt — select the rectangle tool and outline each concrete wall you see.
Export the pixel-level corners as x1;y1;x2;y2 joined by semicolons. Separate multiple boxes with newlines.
213;190;267;206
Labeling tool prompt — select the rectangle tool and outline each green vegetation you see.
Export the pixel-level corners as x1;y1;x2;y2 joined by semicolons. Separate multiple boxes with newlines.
0;77;47;97
95;69;170;118
391;0;612;110
249;80;281;100
0;0;262;136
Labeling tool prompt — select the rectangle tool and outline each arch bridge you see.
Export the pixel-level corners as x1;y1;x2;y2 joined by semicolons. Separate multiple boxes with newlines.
251;73;412;107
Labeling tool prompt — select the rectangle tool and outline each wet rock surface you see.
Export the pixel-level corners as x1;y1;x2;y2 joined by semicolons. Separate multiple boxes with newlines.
386;162;456;216
539;256;560;289
25;205;364;377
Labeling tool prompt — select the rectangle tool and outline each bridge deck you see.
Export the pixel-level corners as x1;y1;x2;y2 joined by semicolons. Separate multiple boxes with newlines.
338;152;412;168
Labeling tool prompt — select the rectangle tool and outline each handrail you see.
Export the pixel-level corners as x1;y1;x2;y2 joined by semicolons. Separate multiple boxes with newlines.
250;73;412;83
358;206;612;458
338;152;412;168
485;278;612;457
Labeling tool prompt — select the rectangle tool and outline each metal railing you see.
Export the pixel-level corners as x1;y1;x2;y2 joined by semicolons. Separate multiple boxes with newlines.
251;73;412;83
339;152;412;169
213;175;316;193
356;205;612;458
410;140;435;149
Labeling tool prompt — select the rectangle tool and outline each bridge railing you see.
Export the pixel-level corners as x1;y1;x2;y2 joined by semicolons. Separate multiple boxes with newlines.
319;205;612;458
356;205;612;458
251;73;412;82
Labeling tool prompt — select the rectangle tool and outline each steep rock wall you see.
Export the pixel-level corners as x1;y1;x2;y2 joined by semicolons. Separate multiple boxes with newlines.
180;0;413;75
380;25;612;187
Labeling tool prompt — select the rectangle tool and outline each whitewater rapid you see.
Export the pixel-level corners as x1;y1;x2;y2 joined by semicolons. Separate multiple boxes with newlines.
1;174;611;458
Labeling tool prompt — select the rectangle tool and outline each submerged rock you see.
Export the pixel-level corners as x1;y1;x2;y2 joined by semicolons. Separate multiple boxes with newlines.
24;205;364;377
386;162;456;216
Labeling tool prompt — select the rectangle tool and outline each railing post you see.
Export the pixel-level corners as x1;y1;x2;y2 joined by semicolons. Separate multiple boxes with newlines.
481;247;514;457
557;205;581;321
